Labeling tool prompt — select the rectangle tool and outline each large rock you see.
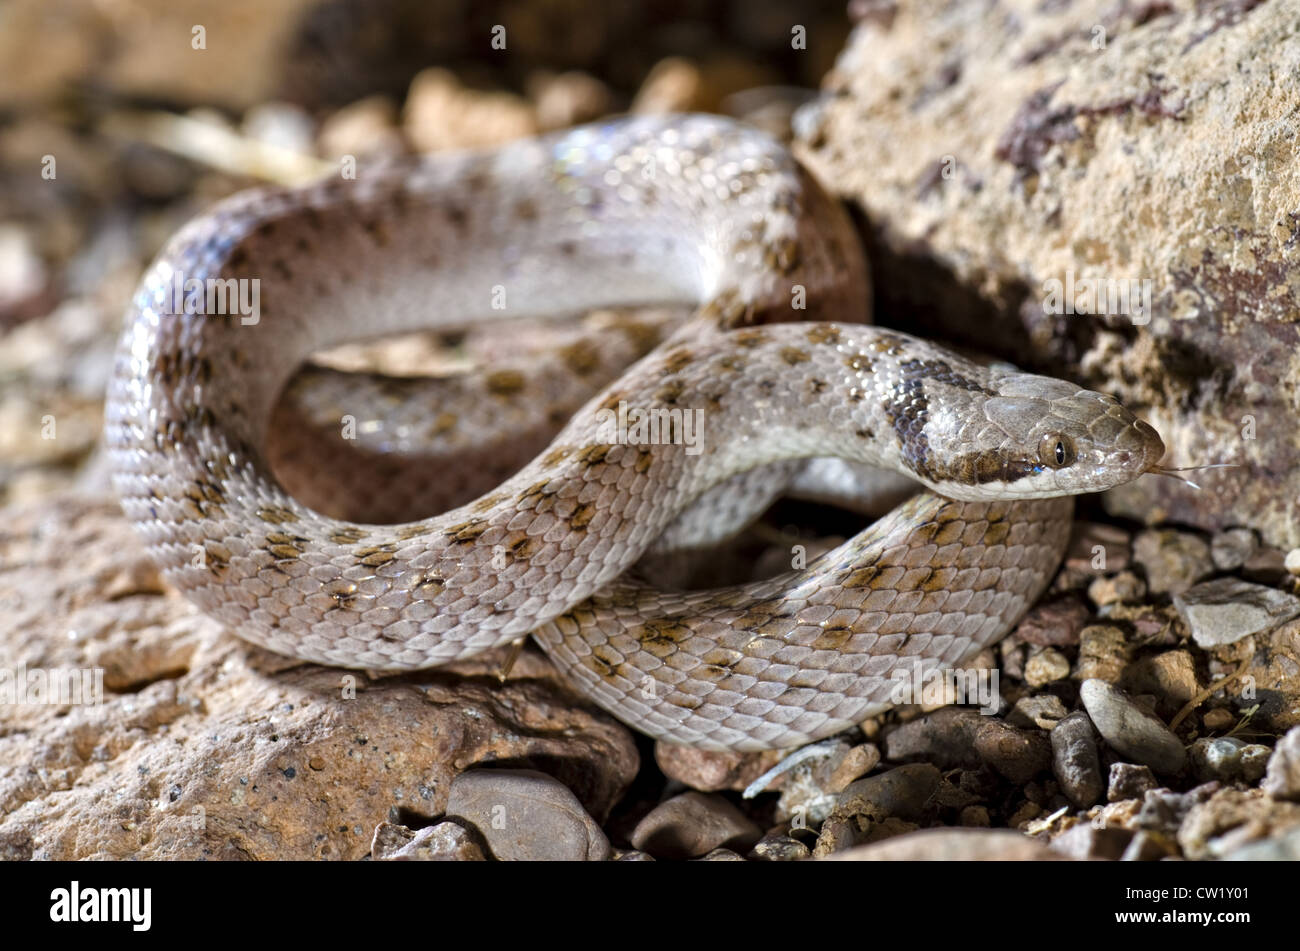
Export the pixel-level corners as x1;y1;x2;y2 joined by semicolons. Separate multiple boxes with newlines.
0;495;638;860
799;0;1300;547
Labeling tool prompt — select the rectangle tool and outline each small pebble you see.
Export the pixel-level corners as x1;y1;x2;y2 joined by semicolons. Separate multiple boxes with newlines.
1074;625;1130;683
371;821;485;861
1285;548;1300;576
1136;783;1219;836
1050;823;1133;860
831;764;942;826
654;743;780;793
631;792;762;860
1051;712;1104;808
1262;726;1300;801
1024;647;1071;687
825;743;881;793
748;832;811;861
1109;763;1159;802
1188;736;1271;784
1008;693;1069;730
1173;576;1300;648
1120;830;1175;861
1088;571;1146;608
1132;529;1214;596
1242;545;1288;586
1013;595;1090;646
1223;823;1300;860
695;847;748;861
1210;527;1258;571
1080;679;1188;774
444;768;609;861
1201;707;1237;732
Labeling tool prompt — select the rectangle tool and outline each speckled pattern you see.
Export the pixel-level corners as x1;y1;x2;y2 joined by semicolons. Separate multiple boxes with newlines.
105;115;1164;749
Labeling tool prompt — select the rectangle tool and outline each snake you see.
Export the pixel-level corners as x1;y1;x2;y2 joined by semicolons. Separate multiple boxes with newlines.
105;114;1166;751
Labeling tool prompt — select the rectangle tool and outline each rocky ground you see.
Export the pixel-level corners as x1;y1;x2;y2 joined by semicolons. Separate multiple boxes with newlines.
2;0;1299;860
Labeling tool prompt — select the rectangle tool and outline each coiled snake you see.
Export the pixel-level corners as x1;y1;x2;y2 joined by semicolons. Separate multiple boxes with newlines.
105;115;1166;750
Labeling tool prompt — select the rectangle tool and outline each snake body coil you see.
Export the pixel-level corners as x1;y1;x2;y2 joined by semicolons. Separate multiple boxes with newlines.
106;116;1165;750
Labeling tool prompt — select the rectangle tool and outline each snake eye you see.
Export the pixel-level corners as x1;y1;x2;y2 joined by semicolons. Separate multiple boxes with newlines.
1039;432;1076;469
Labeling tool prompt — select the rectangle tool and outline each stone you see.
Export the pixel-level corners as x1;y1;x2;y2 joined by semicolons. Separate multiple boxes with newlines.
0;224;50;325
317;95;404;159
1222;823;1300;861
1108;763;1159;804
654;743;781;793
884;708;1049;782
831;764;942;827
630;792;762;860
1120;830;1176;862
1201;708;1237;733
1007;694;1069;731
1173;577;1300;648
1136;784;1219;839
695;847;747;861
824;828;1062;861
971;719;1052;784
748;832;811;862
1051;712;1104;809
443;769;610;862
1087;572;1147;609
1132;530;1214;598
371;821;485;861
1073;625;1130;683
1177;788;1300;861
1024;647;1071;687
825;743;881;794
884;707;984;770
1120;650;1200;719
403;67;538;152
1262;727;1300;802
1187;737;1271;785
1211;527;1259;572
1050;823;1133;861
1079;679;1188;775
528;70;614;131
0;497;638;860
798;0;1300;549
1012;595;1090;647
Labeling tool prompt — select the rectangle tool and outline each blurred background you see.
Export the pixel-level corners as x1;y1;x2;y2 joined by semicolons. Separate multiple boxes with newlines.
0;0;852;507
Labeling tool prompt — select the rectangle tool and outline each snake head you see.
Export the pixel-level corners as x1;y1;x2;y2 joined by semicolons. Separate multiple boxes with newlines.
922;372;1166;500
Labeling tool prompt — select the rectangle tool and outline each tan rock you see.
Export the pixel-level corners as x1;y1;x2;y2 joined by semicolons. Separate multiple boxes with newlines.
799;0;1300;548
0;495;638;860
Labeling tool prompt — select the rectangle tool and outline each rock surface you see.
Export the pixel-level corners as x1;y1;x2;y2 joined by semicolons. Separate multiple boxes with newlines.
0;496;638;860
799;0;1300;548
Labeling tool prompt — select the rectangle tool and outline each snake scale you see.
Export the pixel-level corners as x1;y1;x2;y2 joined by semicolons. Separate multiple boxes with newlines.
105;115;1166;750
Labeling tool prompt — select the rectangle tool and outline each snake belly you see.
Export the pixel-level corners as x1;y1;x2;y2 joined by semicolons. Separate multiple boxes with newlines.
106;115;1091;751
